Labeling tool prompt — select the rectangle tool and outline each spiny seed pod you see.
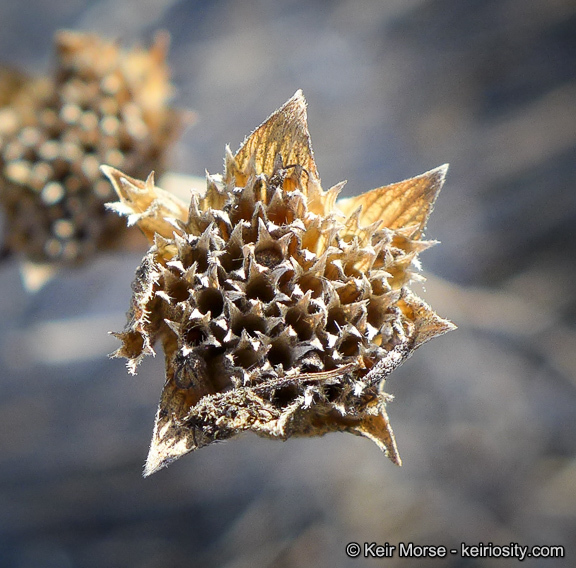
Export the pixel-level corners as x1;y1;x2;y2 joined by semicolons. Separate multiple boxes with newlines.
104;90;455;476
0;30;182;272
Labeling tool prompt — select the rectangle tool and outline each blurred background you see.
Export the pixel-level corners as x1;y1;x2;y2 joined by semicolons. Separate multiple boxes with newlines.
0;0;575;566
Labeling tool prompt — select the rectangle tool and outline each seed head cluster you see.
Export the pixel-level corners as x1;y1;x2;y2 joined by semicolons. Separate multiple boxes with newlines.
105;91;454;475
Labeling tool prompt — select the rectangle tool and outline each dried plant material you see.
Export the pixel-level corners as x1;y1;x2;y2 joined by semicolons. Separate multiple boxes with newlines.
0;30;183;279
104;90;455;476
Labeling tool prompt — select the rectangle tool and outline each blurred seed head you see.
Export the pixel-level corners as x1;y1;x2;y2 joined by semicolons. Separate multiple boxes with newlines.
0;30;184;277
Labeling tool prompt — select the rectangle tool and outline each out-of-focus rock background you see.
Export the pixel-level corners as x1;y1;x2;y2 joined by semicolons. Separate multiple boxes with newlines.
0;1;575;566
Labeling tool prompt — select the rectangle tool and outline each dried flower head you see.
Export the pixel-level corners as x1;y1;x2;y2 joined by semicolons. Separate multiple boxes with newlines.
104;90;455;476
0;30;182;277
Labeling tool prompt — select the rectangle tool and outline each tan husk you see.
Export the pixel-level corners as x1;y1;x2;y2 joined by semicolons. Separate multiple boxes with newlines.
104;90;455;476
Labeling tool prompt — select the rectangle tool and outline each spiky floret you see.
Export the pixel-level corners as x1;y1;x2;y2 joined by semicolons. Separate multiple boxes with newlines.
104;90;455;476
0;30;182;269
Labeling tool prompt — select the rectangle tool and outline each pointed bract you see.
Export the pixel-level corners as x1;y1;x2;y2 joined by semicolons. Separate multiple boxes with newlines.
336;165;448;238
351;402;402;466
102;166;188;242
232;90;319;187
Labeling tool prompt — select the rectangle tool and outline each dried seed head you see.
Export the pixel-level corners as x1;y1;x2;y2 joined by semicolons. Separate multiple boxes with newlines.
0;30;183;274
104;90;455;476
